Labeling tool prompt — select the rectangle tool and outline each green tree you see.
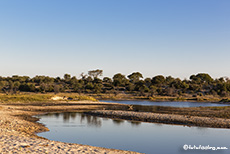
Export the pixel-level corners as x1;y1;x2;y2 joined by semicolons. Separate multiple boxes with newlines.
94;83;102;93
152;75;165;85
144;78;152;87
164;87;176;96
70;76;78;85
190;73;213;83
54;84;61;94
0;81;7;92
165;76;175;85
93;77;102;84
85;82;94;90
73;82;84;94
103;77;112;83
196;73;213;83
102;77;113;92
113;73;128;87
13;81;21;93
19;83;36;92
127;72;143;83
64;74;71;81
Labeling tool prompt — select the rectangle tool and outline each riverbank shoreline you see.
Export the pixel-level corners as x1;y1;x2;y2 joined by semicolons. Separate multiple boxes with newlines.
0;101;140;154
90;93;229;103
86;110;230;129
1;100;230;153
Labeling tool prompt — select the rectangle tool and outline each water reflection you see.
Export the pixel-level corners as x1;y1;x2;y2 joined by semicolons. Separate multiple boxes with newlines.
54;113;59;118
132;105;167;112
41;112;102;127
43;112;147;127
112;119;125;125
63;112;77;122
129;121;141;126
37;112;230;154
84;114;101;127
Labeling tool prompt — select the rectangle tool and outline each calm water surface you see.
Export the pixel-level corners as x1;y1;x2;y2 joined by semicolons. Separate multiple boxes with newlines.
36;112;230;154
103;100;230;107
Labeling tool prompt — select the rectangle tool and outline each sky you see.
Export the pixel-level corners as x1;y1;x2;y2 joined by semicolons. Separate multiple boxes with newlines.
0;0;229;79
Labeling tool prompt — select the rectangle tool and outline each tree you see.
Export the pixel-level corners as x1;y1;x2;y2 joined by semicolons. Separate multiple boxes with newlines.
138;85;149;96
64;74;71;81
85;82;94;91
102;77;113;91
88;69;103;79
12;75;30;83
127;72;143;83
54;84;60;94
144;78;152;87
94;83;102;93
85;76;93;83
165;76;175;85
80;72;87;80
196;73;213;83
0;81;7;93
32;76;54;84
8;81;14;94
171;78;182;89
39;83;47;93
54;77;61;83
73;82;84;94
164;87;176;96
135;80;149;95
113;73;128;87
19;83;36;92
190;73;213;83
13;81;21;93
70;76;78;85
103;77;112;83
152;75;165;85
93;77;102;84
126;83;135;91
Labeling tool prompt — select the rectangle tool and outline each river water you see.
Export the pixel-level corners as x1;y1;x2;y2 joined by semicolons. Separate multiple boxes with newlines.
103;100;230;107
36;111;230;154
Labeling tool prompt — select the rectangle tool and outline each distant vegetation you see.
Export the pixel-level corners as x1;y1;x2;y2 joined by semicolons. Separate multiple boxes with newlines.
0;93;97;103
0;70;230;100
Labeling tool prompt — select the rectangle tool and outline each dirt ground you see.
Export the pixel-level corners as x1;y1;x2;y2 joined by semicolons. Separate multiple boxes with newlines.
0;101;140;154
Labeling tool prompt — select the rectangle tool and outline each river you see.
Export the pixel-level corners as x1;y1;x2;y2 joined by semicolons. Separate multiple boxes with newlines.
103;100;230;107
36;111;230;154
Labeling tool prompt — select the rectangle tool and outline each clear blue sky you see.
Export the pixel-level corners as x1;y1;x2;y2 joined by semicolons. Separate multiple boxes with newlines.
0;0;229;79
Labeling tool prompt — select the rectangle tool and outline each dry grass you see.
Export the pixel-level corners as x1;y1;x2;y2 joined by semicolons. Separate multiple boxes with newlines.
88;93;224;102
55;93;98;102
0;93;97;103
0;93;52;103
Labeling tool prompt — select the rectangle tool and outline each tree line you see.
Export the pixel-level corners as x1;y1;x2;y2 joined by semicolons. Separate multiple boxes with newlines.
0;69;230;97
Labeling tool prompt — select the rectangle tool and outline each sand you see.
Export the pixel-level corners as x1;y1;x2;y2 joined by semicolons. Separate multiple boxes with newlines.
0;102;140;154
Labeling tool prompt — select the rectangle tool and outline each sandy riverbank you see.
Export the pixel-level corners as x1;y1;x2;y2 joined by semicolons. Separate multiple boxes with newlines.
1;100;230;153
0;101;140;154
86;110;230;128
